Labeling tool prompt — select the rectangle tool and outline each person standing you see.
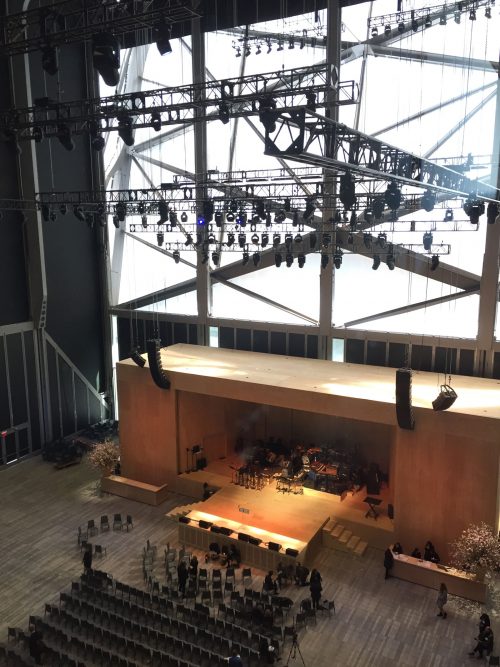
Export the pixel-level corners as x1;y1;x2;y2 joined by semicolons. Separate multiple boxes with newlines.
228;647;243;666
479;613;491;634
310;574;322;610
384;547;394;579
178;560;188;595
83;544;92;574
436;583;448;619
29;626;45;665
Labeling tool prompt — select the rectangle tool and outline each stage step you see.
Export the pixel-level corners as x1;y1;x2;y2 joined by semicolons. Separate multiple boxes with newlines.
331;524;345;539
354;540;368;557
338;529;352;545
347;535;360;550
323;518;337;533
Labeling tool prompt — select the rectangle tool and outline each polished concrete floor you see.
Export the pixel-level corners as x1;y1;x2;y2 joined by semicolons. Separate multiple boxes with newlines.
0;455;495;666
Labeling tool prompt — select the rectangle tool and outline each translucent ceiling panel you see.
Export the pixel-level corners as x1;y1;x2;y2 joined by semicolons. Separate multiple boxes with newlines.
212;254;320;325
333;253;477;337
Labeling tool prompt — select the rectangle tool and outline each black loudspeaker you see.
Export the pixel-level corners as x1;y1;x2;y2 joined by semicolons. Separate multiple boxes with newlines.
388;503;394;520
218;527;233;536
238;533;249;542
268;542;282;552
285;548;299;557
146;338;170;390
196;457;207;470
395;368;415;430
432;385;458;411
248;536;262;546
199;520;213;529
210;525;220;533
191;444;201;454
178;516;191;524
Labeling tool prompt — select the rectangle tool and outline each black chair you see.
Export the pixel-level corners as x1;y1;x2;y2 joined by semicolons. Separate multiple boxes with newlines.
126;515;134;531
87;519;98;537
100;515;110;532
113;514;123;530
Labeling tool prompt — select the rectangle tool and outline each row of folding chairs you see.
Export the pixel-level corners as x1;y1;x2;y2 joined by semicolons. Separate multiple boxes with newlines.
0;642;33;667
78;515;133;544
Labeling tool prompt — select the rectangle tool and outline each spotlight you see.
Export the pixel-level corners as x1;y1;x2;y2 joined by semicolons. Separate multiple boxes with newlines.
235;46;241;57
333;248;343;269
131;348;146;368
397;21;405;32
485;6;492;18
274;253;283;268
266;39;272;54
117;113;134;146
273;233;281;248
115;203;126;222
158;200;169;224
181;211;188;223
184;234;193;246
285;233;293;250
255;201;266;220
432;384;457;411
294;234;303;244
141;215;148;228
242;251;249;265
252;252;261;267
372;254;381;270
423;231;433;251
363;233;372;249
156;231;164;246
298;253;305;268
277;40;284;51
412;18;419;31
306;91;317;112
386;249;396;270
385;181;402;211
444;208;454;222
92;32;120;87
285;253;293;267
41;204;50;222
57;123;74;151
215;211;224;227
384;24;391;36
265;212;272;227
169;210;177;227
218;101;230;125
251;233;259;245
424;13;432;28
173;250;180;264
259;96;277;133
463;196;485;224
454;10;461;23
377;232;387;249
439;13;447;25
487;202;498;225
238;233;246;248
256;42;262;55
261;233;269;248
236;210;247;226
421;190;435;212
321;254;329;269
372;197;385;219
469;8;476;20
288;37;295;49
371;27;378;38
154;23;172;55
91;134;105;151
303;197;316;219
430;255;440;271
275;210;287;223
150;111;162;131
41;44;58;75
212;251;220;266
226;232;235;247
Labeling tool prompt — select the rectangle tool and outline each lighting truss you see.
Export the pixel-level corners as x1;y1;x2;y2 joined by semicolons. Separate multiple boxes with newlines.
0;0;199;56
368;0;493;28
263;108;499;202
0;64;357;143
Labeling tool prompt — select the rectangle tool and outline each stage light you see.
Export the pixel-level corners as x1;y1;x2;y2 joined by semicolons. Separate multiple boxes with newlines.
226;232;235;247
274;253;283;267
439;13;447;25
265;212;272;227
141;215;148;228
41;204;50;222
469;7;476;20
41;44;58;75
371;27;378;38
173;250;180;264
444;208;454;222
218;101;230;125
184;234;193;246
333;248;343;269
397;21;405;32
253;252;261;267
288;36;295;49
154;23;172;55
384;24;391;36
377;232;387;249
463;196;485;224
117;113;134;146
322;233;331;248
131;348;146;367
310;232;317;249
421;190;435;212
306;91;317;112
485;6;492;18
372;197;385;219
242;251;249;265
285;253;294;267
285;233;293;250
255;43;262;55
454;10;461;23
412;18;419;31
487;202;499;224
430;255;440;271
321;254;329;269
203;199;214;223
112;215;120;228
386;248;396;270
273;233;281;248
303;197;316;220
255;201;266;220
156;231;164;246
155;200;168;225
245;44;251;57
236;210;247;226
92;32;120;87
294;234;303;244
432;384;457;411
57;123;74;151
339;172;356;210
298;253;305;268
201;251;209;264
150;111;162;132
363;233;372;249
424;13;432;27
251;233;259;245
33;126;43;143
114;203;126;222
214;211;224;227
277;39;284;51
212;251;220;266
385;181;402;211
235;46;241;57
238;233;246;248
181;211;188;223
292;210;299;227
266;38;272;54
372;254;381;270
169;210;177;227
423;231;433;251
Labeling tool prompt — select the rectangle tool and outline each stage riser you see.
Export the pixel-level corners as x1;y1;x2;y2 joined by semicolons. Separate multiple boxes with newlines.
325;516;393;551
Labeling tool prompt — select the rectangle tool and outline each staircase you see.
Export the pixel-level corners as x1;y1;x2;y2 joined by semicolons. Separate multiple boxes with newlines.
322;518;368;556
166;502;203;519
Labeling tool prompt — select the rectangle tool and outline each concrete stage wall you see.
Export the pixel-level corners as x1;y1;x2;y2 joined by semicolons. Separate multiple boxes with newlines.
117;345;500;561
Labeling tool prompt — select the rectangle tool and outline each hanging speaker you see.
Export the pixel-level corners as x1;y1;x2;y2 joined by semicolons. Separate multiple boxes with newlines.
146;338;170;389
248;536;262;546
395;368;415;430
218;527;233;536
432;385;457;411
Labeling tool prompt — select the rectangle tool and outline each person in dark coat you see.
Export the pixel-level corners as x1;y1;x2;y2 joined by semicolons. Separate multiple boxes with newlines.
294;562;309;586
310;576;322;610
384;547;394;579
29;627;45;665
310;568;322;585
188;555;198;579
424;541;440;563
411;547;422;559
479;613;491;634
392;542;404;555
469;626;494;658
83;545;92;573
228;647;243;666
178;560;188;595
264;571;278;594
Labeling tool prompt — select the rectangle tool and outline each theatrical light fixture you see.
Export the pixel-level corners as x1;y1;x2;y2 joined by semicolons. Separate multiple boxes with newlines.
421;190;435;212
155;23;172;55
115;203;126;222
277;39;284;51
303;197;316;219
274;253;283;267
386;248;396;270
285;233;293;250
173;250;180;264
273;233;281;248
339;171;356;210
218;101;230;125
226;232;235;247
469;7;476;19
372;197;385;219
169;210;177;227
430;254;440;271
265;212;272;227
57;123;74;151
131;348;146;368
487;202;499;224
112;215;120;228
157;200;168;225
212;251;220;266
253;252;261;267
288;36;295;49
236;210;247;226
284;198;291;212
371;26;378;37
298;253;305;268
423;231;433;251
294;234;303;244
444;208;454;222
321;254;329;269
275;210;287;223
363;233;372;249
141;215;148;228
377;232;387;249
463;196;485;224
398;20;405;32
285;253;294;267
333;248;343;269
150;111;162;132
439;13;447;24
372;254;381;270
384;24;391;36
242;251;250;265
41;204;50;222
385;181;402;211
306;91;317;112
424;13;432;27
322;233;332;248
485;6;492;17
181;212;188;223
251;233;259;245
412;18;419;31
214;211;224;226
117;113;134;146
33;126;43;143
41;44;58;75
454;10;461;23
238;233;246;248
156;231;164;246
261;233;269;248
92;32;120;87
185;233;193;246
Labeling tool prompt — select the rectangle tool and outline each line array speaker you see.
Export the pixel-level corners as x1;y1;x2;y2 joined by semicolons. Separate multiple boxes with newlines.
248;536;262;546
218;527;233;536
238;533;250;542
395;368;415;430
146;338;170;390
432;384;458;411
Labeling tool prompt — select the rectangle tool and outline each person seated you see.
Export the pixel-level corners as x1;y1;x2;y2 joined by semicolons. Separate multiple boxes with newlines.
227;544;241;568
188;555;198;579
220;544;230;566
263;606;274;629
410;547;422;559
259;636;276;665
202;482;211;501
423;541;440;563
252;603;264;626
294;562;309;586
263;570;279;594
469;626;494;658
392;542;404;555
205;542;220;563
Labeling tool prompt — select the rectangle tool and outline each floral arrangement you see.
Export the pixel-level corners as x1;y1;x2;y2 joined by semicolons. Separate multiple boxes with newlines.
87;438;120;475
450;522;500;575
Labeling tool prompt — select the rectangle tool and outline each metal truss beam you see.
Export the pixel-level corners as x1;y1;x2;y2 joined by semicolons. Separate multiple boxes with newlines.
264;108;499;201
368;0;491;28
0;63;357;143
0;0;199;55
